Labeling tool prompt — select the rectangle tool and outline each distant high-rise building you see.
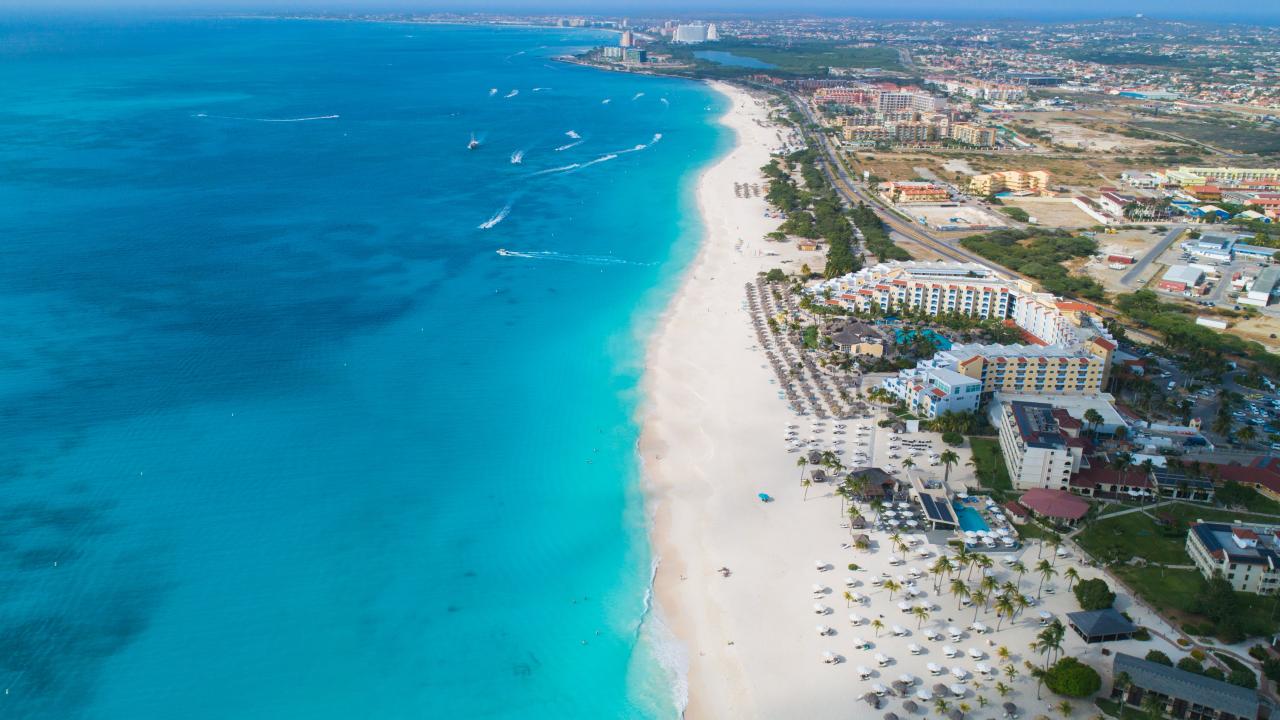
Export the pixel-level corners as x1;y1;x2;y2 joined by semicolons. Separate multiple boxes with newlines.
673;24;709;44
620;30;634;48
705;23;720;41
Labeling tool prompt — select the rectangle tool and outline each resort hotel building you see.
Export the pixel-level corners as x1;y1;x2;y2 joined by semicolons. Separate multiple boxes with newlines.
812;262;1117;413
990;400;1085;490
1186;522;1280;595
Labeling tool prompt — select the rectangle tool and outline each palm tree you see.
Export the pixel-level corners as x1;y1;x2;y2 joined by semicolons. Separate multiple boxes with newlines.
1063;567;1080;590
1238;424;1258;446
1056;700;1073;718
996;646;1011;663
971;590;987;622
844;590;855;608
1047;537;1062;565
902;457;915;473
1003;664;1018;684
931;557;954;593
959;702;972;719
1142;693;1165;720
802;477;813;500
869;499;885;524
994;595;1016;632
951;579;971;609
883;578;902;600
1012;593;1030;621
1011;560;1027;588
940;449;960;483
1028;664;1047;700
976;696;989;710
912;605;931;628
1083;408;1103;439
1035;559;1057;598
871;618;885;637
934;698;950;715
796;456;808;484
980;575;1000;600
994;681;1012;698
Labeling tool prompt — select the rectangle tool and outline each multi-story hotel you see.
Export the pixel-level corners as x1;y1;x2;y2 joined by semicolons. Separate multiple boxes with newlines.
814;87;875;106
949;123;997;147
1161;166;1280;186
813;262;1116;403
990;400;1085;490
881;364;983;419
968;170;1052;196
1186;522;1280;595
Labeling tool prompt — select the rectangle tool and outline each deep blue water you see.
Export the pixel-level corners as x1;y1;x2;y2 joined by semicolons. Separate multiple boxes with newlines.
0;18;728;719
694;50;778;69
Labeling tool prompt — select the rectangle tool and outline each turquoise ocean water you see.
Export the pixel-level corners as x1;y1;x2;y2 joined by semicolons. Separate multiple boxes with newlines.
0;18;727;719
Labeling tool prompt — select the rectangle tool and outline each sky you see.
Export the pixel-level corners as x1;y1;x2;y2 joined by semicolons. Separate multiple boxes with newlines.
0;0;1277;23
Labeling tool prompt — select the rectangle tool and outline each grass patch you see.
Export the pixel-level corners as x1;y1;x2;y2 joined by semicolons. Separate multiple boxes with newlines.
1015;520;1058;542
1113;566;1280;639
968;436;1012;493
1133;120;1280;155
1096;697;1147;720
1075;511;1189;565
1215;483;1280;516
1000;206;1031;222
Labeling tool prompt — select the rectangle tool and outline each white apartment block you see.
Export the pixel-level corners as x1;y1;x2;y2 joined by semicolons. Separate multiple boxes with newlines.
989;400;1083;490
1187;523;1280;595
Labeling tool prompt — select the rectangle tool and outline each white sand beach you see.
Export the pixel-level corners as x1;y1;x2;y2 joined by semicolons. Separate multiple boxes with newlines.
640;82;1190;719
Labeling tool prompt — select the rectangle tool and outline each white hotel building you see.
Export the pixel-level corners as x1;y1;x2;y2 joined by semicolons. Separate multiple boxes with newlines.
813;262;1116;408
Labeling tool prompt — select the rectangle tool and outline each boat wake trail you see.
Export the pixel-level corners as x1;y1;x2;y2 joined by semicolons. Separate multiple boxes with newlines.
659;98;670;107
504;89;519;98
531;163;580;176
554;140;584;152
632;92;645;101
497;250;653;266
567;154;617;172
601;98;612;104
609;133;664;156
478;202;512;229
194;113;340;123
533;87;551;92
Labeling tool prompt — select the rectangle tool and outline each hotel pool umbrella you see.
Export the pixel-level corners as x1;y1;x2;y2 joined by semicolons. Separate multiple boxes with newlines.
907;520;919;527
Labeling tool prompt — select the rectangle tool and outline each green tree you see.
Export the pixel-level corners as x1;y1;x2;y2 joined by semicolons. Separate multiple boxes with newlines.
1073;578;1115;611
1043;657;1102;698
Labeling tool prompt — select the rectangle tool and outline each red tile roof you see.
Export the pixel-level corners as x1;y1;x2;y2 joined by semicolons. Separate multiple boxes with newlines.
1019;488;1089;520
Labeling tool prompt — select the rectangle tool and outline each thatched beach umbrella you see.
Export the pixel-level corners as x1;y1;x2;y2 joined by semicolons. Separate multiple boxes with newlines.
884;713;899;720
903;700;918;713
948;710;964;720
1002;702;1018;718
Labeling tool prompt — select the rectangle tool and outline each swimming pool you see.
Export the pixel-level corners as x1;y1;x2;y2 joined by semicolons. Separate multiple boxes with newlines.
952;502;990;533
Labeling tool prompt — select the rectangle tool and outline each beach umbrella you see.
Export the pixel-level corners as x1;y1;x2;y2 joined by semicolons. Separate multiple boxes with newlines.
816;625;832;636
949;710;964;720
904;700;919;713
857;665;872;679
967;647;983;659
815;560;828;570
850;613;863;625
813;603;829;614
970;622;988;634
884;713;900;720
915;688;932;701
950;684;967;697
822;651;837;664
874;653;889;665
813;584;827;594
851;637;866;649
1038;611;1053;621
891;680;908;695
863;695;880;709
872;684;889;696
845;576;857;587
950;666;967;680
891;625;907;636
976;663;991;675
908;643;923;655
1003;702;1018;717
898;674;915;685
947;626;962;637
897;602;912;612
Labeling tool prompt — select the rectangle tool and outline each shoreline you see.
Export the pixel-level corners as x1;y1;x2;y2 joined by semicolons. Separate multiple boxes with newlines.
639;80;799;718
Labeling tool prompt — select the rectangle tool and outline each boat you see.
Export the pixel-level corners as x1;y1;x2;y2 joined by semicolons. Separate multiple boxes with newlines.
510;150;524;164
468;133;480;150
496;249;514;256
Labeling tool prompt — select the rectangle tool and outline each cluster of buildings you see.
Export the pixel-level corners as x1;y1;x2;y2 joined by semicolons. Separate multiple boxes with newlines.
1118;166;1280;224
669;22;720;44
811;84;999;148
813;262;1118;419
925;77;1027;103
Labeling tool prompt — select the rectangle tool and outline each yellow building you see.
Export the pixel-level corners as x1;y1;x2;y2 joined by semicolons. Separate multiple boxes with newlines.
949;123;997;147
879;181;951;204
969;170;1051;196
1164;166;1280;186
843;125;891;143
949;336;1115;395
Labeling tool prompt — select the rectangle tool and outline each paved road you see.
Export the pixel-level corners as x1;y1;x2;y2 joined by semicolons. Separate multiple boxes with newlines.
786;90;1163;345
1121;225;1187;287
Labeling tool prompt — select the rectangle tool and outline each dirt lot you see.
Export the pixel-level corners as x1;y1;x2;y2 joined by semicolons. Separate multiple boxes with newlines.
1077;228;1176;294
1002;197;1097;228
900;203;1006;231
1230;315;1280;353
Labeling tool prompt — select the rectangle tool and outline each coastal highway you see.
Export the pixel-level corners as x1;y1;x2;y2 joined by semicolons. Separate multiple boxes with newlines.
786;90;1162;345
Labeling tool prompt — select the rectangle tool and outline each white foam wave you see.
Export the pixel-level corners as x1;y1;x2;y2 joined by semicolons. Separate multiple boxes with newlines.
510;150;525;164
601;98;612;104
533;87;551;92
504;89;519;98
572;154;617;171
488;88;498;96
565;130;581;139
632;92;645;101
659;98;670;107
477;203;511;230
194;113;339;123
635;557;690;718
554;140;584;152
